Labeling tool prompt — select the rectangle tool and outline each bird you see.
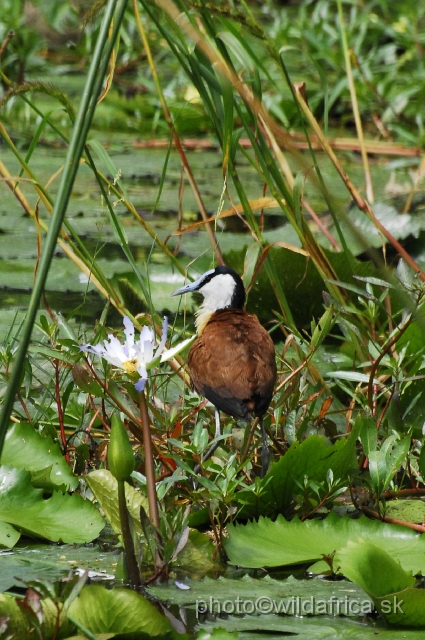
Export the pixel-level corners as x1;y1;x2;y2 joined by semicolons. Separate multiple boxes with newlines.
171;265;277;477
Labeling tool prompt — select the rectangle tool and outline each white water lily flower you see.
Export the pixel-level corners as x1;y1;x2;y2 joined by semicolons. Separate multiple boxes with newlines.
81;316;193;392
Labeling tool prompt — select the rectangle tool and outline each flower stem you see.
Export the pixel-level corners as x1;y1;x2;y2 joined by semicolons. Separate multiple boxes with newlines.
117;479;141;588
139;390;161;528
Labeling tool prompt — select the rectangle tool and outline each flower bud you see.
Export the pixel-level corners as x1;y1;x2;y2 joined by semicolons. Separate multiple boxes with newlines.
108;413;135;481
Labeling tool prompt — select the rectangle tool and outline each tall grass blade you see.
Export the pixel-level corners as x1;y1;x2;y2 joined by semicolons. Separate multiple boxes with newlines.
0;0;130;452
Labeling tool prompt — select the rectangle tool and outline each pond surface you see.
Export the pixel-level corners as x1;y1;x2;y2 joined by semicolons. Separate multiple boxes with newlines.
4;538;425;639
0;133;415;337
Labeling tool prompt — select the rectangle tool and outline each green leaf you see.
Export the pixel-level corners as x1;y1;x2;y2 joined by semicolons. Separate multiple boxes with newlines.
86;469;148;536
88;138;130;203
67;584;172;636
0;520;20;549
28;344;75;365
368;450;389;498
149;573;372;616
382;435;411;481
216;70;234;176
353;275;394;288
338;539;414;597
326;279;378;301
338;202;425;254
174;530;217;572
239;425;359;518
0;466;104;543
243;242;261;290
2;422;78;491
326;371;379;383
338;540;425;628
0;594;69;639
358;415;377;458
385;500;425;524
310;305;335;350
197;629;237;640
293;170;306;228
224;511;425;574
369;435;411;497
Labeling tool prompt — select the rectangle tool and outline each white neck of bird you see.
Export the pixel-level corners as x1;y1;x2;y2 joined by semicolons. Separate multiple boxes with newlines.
194;273;236;334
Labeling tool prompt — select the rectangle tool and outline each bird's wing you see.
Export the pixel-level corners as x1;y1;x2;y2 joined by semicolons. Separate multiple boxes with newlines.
188;309;276;419
202;385;252;421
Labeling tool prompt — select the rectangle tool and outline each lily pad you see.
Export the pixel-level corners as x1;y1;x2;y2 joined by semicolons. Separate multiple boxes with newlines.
149;574;373;616
0;466;104;544
2;422;78;491
198;613;425;639
224;511;425;574
384;499;425;524
338;540;425;628
0;543;120;593
336;202;425;255
0;521;20;549
68;584;173;636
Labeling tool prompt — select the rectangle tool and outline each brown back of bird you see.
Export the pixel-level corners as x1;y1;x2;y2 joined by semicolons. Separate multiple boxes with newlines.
188;308;277;421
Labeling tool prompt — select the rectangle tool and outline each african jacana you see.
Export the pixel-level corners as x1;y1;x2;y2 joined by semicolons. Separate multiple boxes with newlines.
172;265;277;477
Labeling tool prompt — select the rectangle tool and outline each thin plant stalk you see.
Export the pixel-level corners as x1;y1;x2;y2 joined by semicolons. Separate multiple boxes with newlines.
117;479;142;587
139;390;163;571
293;84;425;282
336;0;374;204
133;0;224;267
139;391;160;529
147;0;349;313
0;0;129;449
0;122;121;304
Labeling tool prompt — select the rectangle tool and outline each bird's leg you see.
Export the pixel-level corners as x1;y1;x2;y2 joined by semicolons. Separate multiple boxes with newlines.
193;408;221;474
259;416;270;478
214;407;221;438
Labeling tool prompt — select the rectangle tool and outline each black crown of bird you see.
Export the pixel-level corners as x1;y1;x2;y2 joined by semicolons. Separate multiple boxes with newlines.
172;265;277;477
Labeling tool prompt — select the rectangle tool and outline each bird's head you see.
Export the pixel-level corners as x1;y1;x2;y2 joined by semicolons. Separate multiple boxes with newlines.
171;266;245;332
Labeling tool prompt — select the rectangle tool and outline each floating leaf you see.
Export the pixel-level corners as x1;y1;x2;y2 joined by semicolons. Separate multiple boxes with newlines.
385;500;425;524
338;540;425;628
2;422;78;491
224;511;425;574
149;574;372;616
0;543;118;593
198;611;410;638
0;466;104;544
0;520;20;549
68;584;172;636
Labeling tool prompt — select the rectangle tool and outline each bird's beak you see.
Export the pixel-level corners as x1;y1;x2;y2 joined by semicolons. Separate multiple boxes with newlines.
171;281;198;297
171;269;214;297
